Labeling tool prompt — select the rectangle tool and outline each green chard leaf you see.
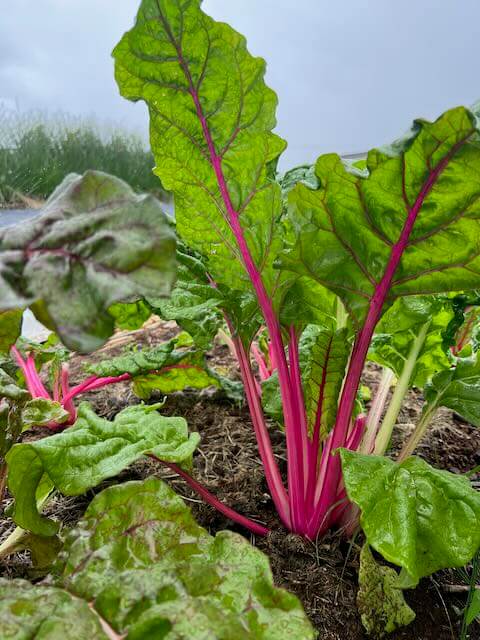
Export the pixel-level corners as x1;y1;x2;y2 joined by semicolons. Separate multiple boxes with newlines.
466;589;480;626
85;332;234;401
107;298;153;330
282;106;480;326
262;325;350;434
6;402;200;536
148;245;225;349
21;398;70;430
0;477;316;639
301;326;351;437
0;580;110;638
357;544;415;638
0;308;22;354
340;450;480;584
368;297;454;388
0;170;176;352
113;0;297;330
0;368;29;402
424;352;480;426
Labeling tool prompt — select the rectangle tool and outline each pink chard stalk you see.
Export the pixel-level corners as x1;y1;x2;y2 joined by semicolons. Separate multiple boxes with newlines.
113;0;480;539
11;346;130;430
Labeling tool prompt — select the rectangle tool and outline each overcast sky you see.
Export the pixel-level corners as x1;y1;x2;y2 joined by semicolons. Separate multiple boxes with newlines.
1;1;479;168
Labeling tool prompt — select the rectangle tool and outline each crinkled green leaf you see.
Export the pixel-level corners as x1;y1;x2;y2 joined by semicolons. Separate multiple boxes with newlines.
6;402;200;536
0;579;110;638
22;398;70;430
424;353;480;426
357;544;415;638
149;245;224;349
86;332;241;402
369;297;453;388
0;368;29;402
282;106;480;326
0;478;316;639
0;170;176;352
58;476;316;639
0;308;22;354
340;450;480;583
108;299;153;330
86;332;193;380
113;0;295;322
280;165;319;199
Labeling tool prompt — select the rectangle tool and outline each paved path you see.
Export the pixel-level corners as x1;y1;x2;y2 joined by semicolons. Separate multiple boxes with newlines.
0;209;38;228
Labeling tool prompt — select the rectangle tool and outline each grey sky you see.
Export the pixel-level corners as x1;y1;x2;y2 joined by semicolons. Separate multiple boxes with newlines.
1;1;479;168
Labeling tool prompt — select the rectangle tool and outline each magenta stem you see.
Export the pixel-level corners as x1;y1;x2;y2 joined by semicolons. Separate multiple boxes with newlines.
251;343;271;382
228;325;291;528
11;347;50;399
150;455;269;537
60;366;76;424
171;36;304;532
288;326;309;501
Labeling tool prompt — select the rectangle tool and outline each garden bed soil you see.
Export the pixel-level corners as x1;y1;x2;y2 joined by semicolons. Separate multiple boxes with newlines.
1;321;479;639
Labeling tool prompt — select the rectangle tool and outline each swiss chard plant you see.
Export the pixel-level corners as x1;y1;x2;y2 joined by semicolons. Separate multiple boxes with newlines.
1;3;480;635
110;0;480;569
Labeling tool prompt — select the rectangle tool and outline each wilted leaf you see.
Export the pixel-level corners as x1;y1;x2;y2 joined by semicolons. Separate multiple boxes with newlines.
357;544;415;638
86;332;241;402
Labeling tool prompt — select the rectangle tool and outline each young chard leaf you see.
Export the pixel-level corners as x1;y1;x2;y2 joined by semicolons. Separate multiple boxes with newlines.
340;450;480;584
0;477;316;639
424;352;480;426
21;398;70;429
301;326;351;438
262;326;350;437
0;170;176;352
369;297;453;388
6;402;200;536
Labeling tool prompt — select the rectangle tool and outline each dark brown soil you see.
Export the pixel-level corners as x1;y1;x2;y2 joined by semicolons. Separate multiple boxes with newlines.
1;322;479;639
